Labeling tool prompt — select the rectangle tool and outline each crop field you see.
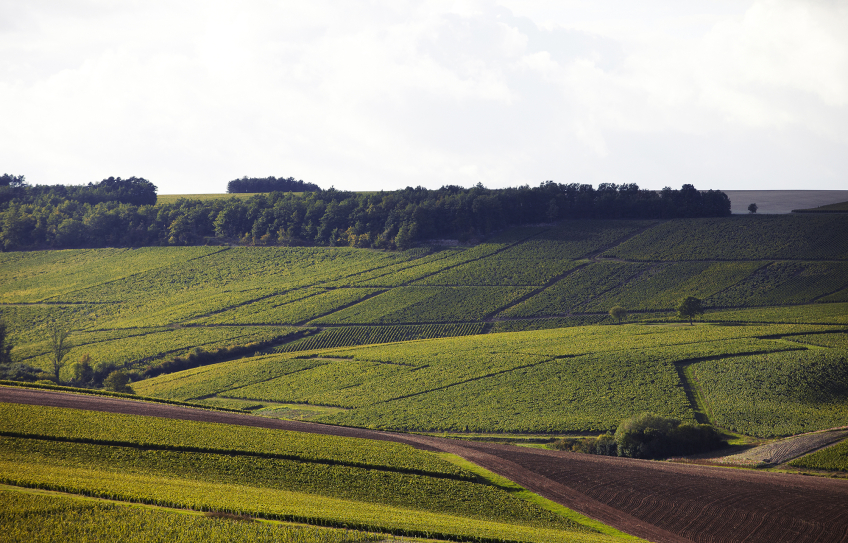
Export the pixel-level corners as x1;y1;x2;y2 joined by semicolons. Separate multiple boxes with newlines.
17;326;299;378
0;401;613;543
689;348;848;436
789;437;848;471
134;323;845;435
276;324;486;352
0;402;464;474
601;215;848;261
312;286;534;324
2;214;848;441
701;302;848;324
0;489;381;543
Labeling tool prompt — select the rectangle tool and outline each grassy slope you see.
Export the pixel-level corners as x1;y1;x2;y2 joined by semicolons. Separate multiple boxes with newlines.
0;402;620;543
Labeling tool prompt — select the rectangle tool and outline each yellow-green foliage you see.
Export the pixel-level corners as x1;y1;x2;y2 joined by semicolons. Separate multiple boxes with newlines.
16;326;297;377
690;349;848;437
0;402;615;543
702;303;848;325
0;488;382;543
0;402;462;476
0;460;614;543
139;324;837;433
788;438;848;471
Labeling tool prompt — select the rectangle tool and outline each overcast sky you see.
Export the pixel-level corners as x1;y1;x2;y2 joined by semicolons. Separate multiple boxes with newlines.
1;0;846;194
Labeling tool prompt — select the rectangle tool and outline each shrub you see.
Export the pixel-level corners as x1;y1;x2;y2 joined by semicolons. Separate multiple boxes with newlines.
614;412;725;459
551;433;618;456
103;370;134;394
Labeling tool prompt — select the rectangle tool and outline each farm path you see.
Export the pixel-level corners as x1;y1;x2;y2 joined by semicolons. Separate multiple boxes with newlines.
2;386;848;543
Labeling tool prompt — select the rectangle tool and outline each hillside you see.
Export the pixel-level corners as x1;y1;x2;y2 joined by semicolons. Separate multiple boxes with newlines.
2;212;848;543
1;214;847;438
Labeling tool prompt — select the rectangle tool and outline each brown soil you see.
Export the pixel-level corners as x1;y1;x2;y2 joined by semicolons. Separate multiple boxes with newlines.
3;386;848;543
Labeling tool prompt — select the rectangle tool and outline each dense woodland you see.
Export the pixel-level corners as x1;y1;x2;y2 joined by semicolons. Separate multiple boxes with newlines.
0;174;730;251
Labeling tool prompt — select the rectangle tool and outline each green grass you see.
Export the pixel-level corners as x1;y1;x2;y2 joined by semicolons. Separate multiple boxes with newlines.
156;193;273;204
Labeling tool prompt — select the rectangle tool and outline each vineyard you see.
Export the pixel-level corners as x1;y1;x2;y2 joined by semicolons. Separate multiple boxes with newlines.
1;215;848;451
133;323;846;435
789;437;848;471
0;401;613;543
0;490;381;543
689;349;848;436
276;324;486;352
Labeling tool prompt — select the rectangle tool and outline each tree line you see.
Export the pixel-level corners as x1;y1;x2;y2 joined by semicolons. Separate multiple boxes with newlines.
227;176;322;193
0;175;731;251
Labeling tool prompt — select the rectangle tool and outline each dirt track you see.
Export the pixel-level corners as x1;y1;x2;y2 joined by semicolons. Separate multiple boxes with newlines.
3;387;848;543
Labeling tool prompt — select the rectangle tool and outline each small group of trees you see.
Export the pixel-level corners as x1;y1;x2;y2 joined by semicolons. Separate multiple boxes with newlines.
227;176;322;194
0;318;133;392
554;412;726;459
607;296;704;326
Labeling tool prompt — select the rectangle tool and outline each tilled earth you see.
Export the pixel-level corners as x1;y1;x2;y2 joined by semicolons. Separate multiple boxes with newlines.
719;429;848;466
2;386;847;543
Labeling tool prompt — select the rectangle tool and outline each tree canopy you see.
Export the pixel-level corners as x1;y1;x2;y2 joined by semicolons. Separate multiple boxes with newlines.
677;296;705;325
0;180;731;251
614;412;725;459
227;176;321;193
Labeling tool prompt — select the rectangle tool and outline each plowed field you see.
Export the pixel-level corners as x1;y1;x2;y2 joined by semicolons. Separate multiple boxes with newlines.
2;386;847;543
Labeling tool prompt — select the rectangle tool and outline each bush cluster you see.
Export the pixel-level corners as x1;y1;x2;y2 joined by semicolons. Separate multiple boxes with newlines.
553;412;726;460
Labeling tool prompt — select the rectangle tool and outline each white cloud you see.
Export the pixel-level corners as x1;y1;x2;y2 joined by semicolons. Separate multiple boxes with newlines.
0;0;845;192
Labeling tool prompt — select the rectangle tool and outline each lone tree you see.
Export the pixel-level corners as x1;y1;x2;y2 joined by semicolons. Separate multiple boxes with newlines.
0;318;12;365
748;203;758;214
609;306;628;324
49;325;73;381
677;296;704;326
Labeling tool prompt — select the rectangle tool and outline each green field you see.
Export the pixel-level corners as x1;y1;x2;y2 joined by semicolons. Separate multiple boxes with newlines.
155;193;271;205
788;437;848;471
1;215;847;436
0;489;381;543
0;402;619;543
133;323;845;436
2;212;848;539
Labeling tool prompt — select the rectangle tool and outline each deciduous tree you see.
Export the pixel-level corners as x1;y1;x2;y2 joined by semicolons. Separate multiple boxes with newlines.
609;306;627;324
48;325;73;381
677;296;704;326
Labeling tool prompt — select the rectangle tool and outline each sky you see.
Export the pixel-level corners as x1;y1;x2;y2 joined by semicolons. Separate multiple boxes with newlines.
0;0;846;194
